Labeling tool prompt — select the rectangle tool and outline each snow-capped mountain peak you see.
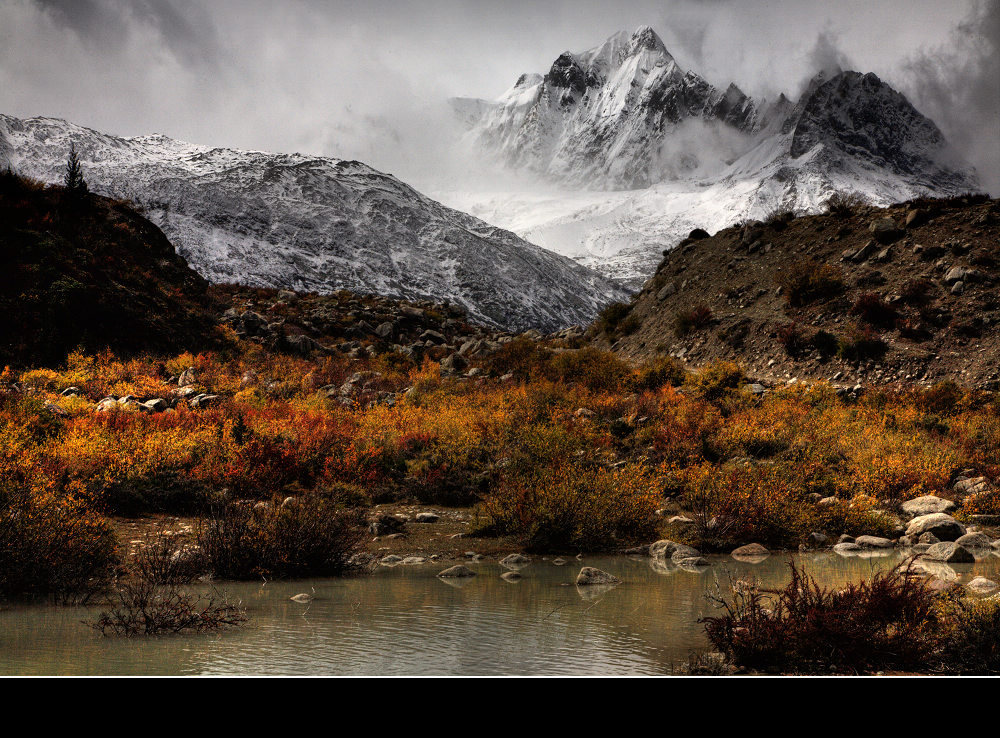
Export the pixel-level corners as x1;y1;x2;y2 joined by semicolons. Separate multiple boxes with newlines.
439;27;979;286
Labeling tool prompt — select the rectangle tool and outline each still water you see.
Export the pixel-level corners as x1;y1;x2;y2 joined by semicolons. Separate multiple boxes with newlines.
3;551;998;676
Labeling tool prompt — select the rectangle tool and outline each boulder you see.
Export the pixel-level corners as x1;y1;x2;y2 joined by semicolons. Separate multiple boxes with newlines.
922;542;975;563
731;543;769;558
855;535;895;549
189;394;220;409
870;218;902;244
141;398;168;413
575;567;621;586
649;539;681;558
807;532;830;546
657;283;677;301
906;513;966;542
954;477;989;496
833;542;863;555
178;367;198;387
379;554;403;565
499;553;530;568
437;565;476;578
670;544;702;562
440;353;468;374
900;495;955;518
966;577;999;595
414;512;440;523
370;514;406;536
955;532;992;549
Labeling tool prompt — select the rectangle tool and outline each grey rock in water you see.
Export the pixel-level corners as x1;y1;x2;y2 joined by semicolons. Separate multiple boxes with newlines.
855;535;895;549
955;532;992;549
499;553;530;568
833;542;863;555
670;544;702;562
731;543;769;557
575;567;621;586
438;564;476;578
649;539;682;558
922;542;975;563
500;571;522;582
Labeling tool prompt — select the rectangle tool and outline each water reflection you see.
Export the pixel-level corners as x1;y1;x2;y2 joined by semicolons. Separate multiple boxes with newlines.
2;551;998;675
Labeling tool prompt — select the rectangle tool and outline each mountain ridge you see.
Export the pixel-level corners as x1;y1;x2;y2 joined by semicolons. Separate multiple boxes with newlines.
0;113;629;333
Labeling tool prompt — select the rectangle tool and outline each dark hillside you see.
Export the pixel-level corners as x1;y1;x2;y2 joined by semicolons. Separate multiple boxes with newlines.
0;172;217;367
595;195;1000;389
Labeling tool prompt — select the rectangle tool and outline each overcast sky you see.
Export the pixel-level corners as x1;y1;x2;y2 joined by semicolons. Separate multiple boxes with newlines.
0;0;997;191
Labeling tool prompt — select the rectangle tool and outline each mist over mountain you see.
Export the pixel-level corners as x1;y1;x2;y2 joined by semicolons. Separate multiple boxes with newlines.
441;26;980;285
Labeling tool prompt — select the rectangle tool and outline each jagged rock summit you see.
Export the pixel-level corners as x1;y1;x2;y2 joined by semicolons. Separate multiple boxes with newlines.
445;27;979;285
0;114;628;333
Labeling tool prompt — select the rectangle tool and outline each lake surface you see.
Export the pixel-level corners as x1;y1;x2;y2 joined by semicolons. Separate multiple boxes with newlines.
3;550;998;676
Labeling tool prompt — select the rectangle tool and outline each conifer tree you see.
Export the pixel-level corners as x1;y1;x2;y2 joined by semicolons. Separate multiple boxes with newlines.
64;143;88;196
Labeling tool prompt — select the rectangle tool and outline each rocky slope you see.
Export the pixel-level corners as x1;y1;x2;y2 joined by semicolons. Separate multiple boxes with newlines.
0;172;217;367
594;195;1000;389
0;114;628;333
446;27;981;285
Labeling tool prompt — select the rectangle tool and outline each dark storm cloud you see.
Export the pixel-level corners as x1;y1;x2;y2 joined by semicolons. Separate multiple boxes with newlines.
0;0;994;192
33;0;219;64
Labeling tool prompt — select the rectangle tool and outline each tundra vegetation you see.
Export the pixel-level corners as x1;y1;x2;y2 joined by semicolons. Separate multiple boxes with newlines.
2;170;1000;667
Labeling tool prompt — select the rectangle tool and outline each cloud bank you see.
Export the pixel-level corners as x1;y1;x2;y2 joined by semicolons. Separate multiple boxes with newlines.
0;0;994;192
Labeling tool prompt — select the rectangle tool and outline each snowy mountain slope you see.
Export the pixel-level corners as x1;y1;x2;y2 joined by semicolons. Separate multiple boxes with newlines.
452;25;761;190
0;114;629;332
446;28;980;286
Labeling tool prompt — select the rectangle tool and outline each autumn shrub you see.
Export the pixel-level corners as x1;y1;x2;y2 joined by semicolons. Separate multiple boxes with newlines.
901;277;936;306
811;329;840;359
0;488;119;599
596;302;637;337
673;304;714;336
935;591;1000;674
824;191;864;217
701;561;941;674
850;292;898;328
544;347;634;393
197;494;368;579
92;577;247;637
776;322;808;357
685;361;746;403
484;337;551;380
837;325;887;361
473;462;661;552
634;356;687;392
776;260;844;306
